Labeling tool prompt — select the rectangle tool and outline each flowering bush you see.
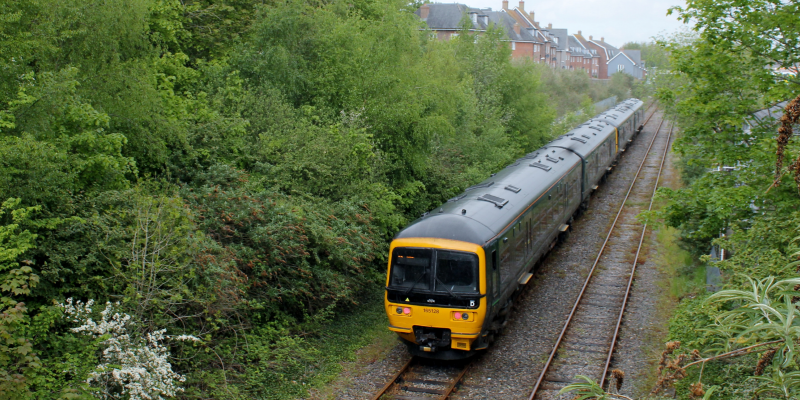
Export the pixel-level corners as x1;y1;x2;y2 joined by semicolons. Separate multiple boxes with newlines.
60;299;198;400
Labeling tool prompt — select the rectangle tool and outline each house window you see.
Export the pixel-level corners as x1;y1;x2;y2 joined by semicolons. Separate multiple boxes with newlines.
512;42;516;50
618;64;625;72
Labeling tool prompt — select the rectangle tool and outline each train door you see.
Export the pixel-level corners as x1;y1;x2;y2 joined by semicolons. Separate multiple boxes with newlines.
489;248;499;313
499;231;512;287
526;218;532;258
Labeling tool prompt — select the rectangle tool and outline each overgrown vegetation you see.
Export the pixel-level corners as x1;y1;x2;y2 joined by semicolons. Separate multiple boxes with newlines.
568;0;800;397
569;0;800;398
0;0;638;398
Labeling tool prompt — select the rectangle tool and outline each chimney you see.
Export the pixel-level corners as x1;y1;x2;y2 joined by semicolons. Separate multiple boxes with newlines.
518;1;524;11
420;3;430;19
513;23;520;35
502;0;508;10
577;30;582;36
547;23;552;29
601;36;604;42
589;35;593;40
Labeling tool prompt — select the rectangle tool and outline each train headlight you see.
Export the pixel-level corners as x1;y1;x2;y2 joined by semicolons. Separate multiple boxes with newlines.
453;312;473;321
395;307;403;314
403;307;411;315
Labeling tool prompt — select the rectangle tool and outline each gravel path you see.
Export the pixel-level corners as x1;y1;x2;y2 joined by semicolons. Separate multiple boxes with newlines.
335;108;672;400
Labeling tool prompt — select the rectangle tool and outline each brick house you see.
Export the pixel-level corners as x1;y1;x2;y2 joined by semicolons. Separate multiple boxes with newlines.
586;36;620;79
503;1;557;66
571;31;601;78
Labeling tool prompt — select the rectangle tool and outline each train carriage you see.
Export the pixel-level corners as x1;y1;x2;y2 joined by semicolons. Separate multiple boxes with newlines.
384;99;645;359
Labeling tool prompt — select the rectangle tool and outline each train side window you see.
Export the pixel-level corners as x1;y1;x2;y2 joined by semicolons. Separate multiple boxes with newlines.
492;250;497;270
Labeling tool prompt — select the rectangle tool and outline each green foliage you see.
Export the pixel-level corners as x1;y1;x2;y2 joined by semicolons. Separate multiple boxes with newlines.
0;199;92;399
0;198;42;397
707;276;800;364
654;1;800;396
749;369;800;399
0;0;584;397
620;41;671;70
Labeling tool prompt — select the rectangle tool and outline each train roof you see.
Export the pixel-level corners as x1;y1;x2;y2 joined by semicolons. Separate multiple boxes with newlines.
594;98;643;126
395;146;582;245
394;99;644;247
544;118;617;157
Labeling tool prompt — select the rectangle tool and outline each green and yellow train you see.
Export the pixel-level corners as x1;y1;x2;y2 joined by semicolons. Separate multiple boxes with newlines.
384;99;645;359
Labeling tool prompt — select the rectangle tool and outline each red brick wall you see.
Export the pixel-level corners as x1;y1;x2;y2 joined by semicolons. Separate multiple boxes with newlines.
586;42;609;79
511;42;535;60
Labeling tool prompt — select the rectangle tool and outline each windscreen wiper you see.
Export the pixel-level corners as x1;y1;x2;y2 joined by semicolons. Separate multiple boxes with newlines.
402;271;428;298
435;276;462;300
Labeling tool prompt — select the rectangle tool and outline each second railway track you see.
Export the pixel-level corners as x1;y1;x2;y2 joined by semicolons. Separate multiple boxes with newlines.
528;114;674;399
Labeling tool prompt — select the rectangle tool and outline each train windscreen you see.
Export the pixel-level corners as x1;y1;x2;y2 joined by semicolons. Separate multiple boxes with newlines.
389;248;433;291
435;251;479;293
389;248;479;295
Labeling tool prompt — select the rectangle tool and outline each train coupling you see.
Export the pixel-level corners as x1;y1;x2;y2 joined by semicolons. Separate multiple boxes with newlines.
414;326;451;352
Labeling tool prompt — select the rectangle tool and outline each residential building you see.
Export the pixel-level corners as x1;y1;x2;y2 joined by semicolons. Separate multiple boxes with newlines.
503;1;557;66
586;36;620;79
544;27;571;69
414;2;617;78
571;31;600;78
607;49;646;79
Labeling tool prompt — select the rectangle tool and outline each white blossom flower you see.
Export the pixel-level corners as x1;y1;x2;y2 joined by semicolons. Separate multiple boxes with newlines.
59;298;190;400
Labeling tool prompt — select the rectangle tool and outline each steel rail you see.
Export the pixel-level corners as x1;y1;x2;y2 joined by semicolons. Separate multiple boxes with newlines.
371;357;470;400
440;363;471;399
371;357;415;400
599;121;675;389
528;107;665;400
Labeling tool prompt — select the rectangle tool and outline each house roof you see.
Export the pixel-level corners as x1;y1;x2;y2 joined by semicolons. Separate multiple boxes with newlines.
415;4;542;42
573;33;594;49
622;49;642;65
415;3;489;30
546;28;569;51
489;11;537;42
568;35;583;50
588;39;619;59
570;34;587;49
607;51;636;66
509;8;534;29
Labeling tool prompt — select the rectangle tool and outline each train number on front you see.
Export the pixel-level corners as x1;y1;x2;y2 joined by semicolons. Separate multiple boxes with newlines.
423;308;439;313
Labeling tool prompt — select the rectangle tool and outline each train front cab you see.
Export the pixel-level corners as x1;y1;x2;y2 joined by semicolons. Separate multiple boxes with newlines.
385;238;489;360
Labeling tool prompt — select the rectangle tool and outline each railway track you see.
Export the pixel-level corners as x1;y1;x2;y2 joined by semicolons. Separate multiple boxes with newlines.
371;357;470;400
528;112;674;400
